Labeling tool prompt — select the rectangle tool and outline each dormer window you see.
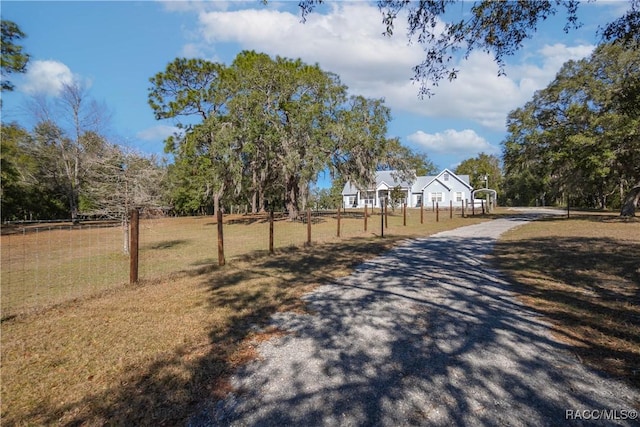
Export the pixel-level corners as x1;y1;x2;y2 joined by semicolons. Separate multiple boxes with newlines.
443;172;449;181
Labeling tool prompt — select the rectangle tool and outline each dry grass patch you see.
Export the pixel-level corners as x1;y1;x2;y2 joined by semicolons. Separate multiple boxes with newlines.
494;212;640;388
2;210;485;317
2;213;490;426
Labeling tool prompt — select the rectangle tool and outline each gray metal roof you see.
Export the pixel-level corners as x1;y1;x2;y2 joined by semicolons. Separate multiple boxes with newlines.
375;170;415;189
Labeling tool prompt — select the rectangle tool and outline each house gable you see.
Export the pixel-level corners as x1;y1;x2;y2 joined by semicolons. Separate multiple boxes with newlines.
377;180;392;191
420;177;451;192
436;168;472;190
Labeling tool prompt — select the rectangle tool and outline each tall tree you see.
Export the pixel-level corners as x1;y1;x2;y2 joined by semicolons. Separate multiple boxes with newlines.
1;20;29;92
0;123;68;220
149;51;405;219
28;81;111;221
148;57;230;213
81;142;166;252
502;40;640;213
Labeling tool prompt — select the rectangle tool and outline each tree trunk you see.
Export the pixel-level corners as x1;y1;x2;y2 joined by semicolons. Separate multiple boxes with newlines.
69;186;79;224
620;184;640;217
122;216;130;254
213;192;220;215
285;174;300;220
251;191;257;214
259;189;265;213
251;170;258;214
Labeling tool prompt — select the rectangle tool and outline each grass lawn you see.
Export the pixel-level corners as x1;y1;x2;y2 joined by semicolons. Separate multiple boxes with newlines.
1;208;473;317
1;212;488;426
494;212;640;389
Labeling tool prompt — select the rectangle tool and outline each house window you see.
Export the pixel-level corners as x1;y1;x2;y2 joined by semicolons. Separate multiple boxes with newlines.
443;173;449;181
431;192;443;202
456;192;463;202
360;191;375;206
416;194;423;207
348;196;356;207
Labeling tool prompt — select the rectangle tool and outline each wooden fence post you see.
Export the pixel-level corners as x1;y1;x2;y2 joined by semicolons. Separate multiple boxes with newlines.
420;202;424;224
217;209;225;266
307;208;311;245
384;200;388;229
364;204;368;232
336;205;341;237
450;200;453;219
461;200;465;218
403;202;407;226
129;209;139;284
472;200;475;216
381;198;385;237
481;199;485;215
269;210;274;254
436;202;439;222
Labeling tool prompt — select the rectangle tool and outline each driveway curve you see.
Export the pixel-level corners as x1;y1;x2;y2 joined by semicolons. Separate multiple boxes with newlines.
193;213;639;426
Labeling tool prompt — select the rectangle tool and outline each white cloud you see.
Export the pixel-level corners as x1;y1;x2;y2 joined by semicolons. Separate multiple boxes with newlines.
19;60;76;96
392;42;593;131
195;3;422;84
390;52;522;131
181;43;202;57
136;124;182;141
407;129;498;156
171;4;596;132
512;43;594;91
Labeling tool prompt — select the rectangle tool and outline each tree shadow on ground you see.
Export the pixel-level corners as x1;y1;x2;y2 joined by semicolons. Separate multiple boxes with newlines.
195;234;639;426
144;239;190;250
532;212;640;224
25;237;397;426
21;224;639;426
494;235;640;389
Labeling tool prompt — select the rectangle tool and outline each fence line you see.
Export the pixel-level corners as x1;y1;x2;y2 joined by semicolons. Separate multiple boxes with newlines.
2;205;476;318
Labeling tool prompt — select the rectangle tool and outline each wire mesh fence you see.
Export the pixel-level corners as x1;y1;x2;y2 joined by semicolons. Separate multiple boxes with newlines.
1;222;128;317
1;204;473;318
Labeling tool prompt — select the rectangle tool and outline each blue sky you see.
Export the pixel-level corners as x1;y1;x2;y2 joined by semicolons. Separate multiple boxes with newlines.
1;1;630;187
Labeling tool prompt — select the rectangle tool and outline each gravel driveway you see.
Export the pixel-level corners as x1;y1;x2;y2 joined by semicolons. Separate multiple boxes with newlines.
192;212;639;426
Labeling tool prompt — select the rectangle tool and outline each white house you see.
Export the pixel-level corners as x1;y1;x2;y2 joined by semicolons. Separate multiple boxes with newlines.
342;169;473;208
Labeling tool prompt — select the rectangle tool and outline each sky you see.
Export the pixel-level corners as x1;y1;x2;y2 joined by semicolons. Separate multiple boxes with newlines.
0;0;631;187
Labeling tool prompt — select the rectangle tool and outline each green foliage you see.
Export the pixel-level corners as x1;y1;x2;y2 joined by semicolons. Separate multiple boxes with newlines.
0;124;25;215
502;40;640;209
389;185;406;210
1;123;70;220
1;102;164;222
308;186;341;210
455;153;503;201
165;157;213;216
600;0;640;45
1;20;29;92
149;51;413;219
378;137;437;178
